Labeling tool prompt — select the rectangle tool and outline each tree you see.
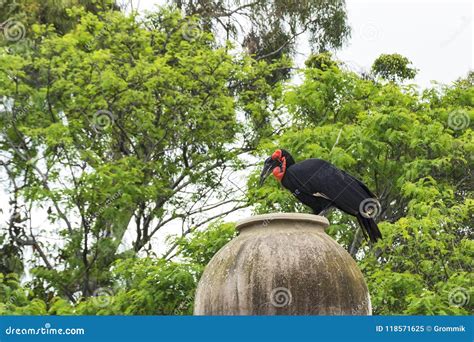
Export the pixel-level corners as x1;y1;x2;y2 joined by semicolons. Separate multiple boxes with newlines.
0;6;285;301
371;53;418;83
305;51;338;71
0;0;119;38
171;0;351;81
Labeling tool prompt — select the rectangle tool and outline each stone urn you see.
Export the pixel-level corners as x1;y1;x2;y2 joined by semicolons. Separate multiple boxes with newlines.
193;213;372;315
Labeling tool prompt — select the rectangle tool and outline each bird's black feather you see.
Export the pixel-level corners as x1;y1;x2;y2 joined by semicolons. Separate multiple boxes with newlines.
279;157;382;242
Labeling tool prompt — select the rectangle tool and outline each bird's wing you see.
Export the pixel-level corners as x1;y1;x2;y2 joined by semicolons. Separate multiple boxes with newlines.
338;168;376;199
287;159;375;215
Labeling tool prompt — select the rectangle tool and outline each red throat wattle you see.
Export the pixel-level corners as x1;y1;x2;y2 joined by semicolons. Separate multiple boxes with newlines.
271;149;286;182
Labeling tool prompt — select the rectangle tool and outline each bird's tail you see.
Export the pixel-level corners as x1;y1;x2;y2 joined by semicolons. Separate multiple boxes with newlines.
356;214;382;243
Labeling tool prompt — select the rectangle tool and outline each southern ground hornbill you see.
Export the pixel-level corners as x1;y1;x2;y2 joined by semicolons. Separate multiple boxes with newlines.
259;149;382;242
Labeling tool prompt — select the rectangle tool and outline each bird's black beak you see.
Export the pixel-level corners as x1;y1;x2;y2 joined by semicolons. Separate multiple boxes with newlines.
259;157;279;187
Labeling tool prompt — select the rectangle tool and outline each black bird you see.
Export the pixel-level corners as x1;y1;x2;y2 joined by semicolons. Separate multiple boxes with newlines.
259;149;382;242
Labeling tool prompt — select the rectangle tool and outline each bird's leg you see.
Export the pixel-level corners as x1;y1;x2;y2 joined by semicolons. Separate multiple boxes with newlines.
314;207;332;216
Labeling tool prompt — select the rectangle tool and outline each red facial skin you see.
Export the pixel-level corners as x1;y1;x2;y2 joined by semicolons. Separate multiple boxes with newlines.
271;149;286;182
271;149;282;161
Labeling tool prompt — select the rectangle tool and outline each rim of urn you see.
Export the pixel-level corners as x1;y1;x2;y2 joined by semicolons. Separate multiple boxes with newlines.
236;213;330;232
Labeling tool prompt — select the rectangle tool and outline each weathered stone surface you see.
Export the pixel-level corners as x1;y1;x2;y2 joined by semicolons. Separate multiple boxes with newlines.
194;213;372;315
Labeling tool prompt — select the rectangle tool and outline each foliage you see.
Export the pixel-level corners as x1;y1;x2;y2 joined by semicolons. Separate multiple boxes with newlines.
0;0;119;40
172;221;237;265
371;53;418;83
0;222;236;315
172;0;351;56
0;273;47;315
305;52;338;71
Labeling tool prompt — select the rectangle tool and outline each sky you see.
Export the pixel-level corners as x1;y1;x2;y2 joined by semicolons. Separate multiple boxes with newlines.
135;0;473;88
335;0;473;87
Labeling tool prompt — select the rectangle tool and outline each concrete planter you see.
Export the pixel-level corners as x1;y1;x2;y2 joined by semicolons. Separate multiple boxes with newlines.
194;213;372;315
